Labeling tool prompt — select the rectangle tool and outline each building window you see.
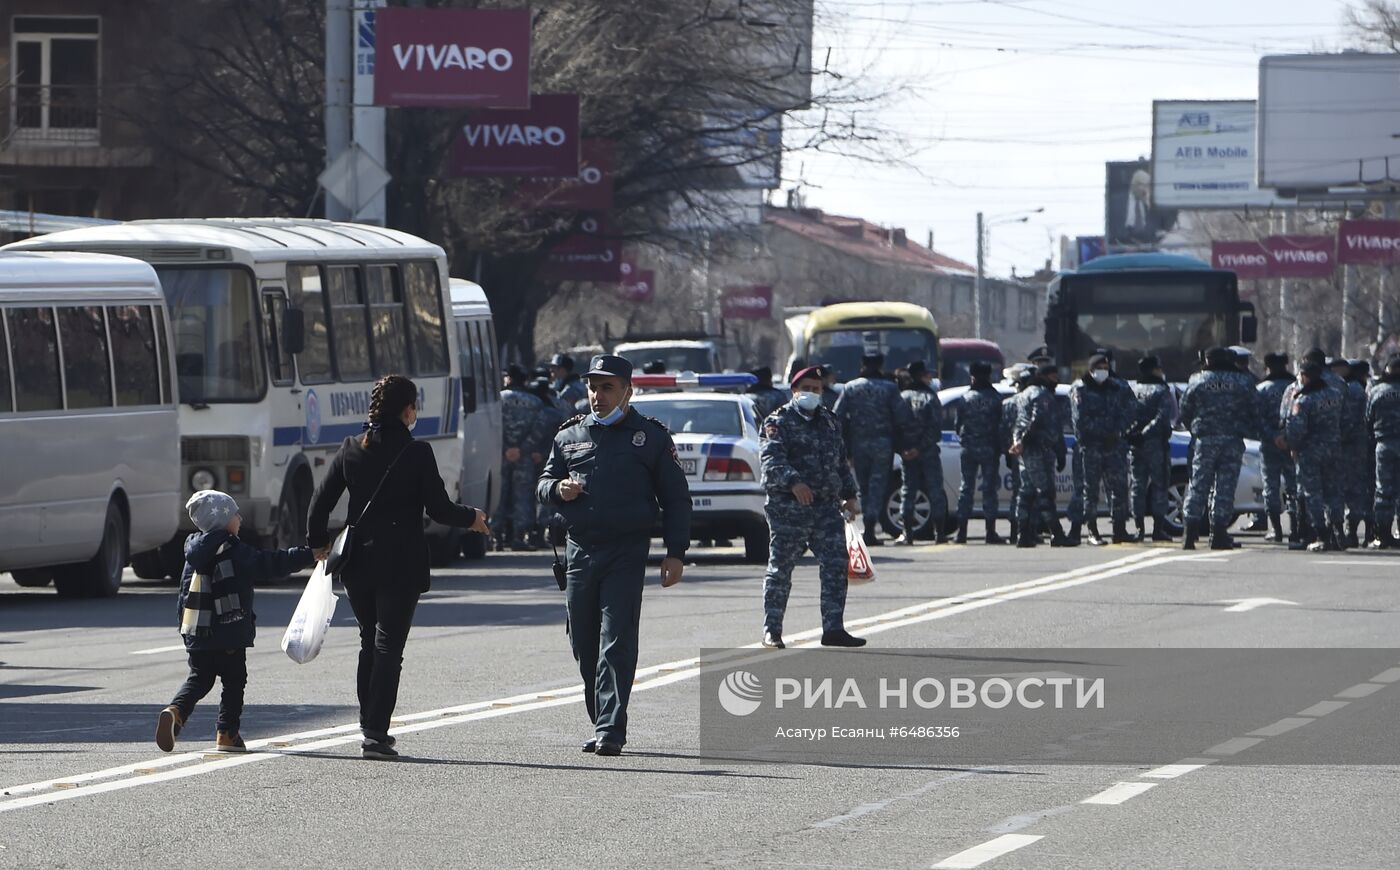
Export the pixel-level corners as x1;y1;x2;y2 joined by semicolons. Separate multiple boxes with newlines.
988;286;1006;328
11;16;100;144
1018;289;1038;332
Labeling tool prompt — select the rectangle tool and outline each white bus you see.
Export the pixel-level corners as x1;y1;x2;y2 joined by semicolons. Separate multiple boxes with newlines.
449;278;503;558
8;219;467;575
0;251;180;596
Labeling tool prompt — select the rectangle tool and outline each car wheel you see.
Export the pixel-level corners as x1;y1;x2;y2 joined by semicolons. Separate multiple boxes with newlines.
54;500;128;598
428;531;463;567
1166;469;1188;529
882;483;932;538
743;527;769;564
462;531;488;560
11;568;53;588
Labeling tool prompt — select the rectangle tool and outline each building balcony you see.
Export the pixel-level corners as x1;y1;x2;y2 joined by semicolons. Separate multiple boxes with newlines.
1;85;152;168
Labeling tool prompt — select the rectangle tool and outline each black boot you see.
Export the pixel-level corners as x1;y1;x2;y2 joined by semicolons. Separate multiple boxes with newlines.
863;520;883;548
1049;516;1070;547
1016;516;1037;548
1264;511;1284;543
1151;514;1175;542
985;519;1005;545
1085;521;1107;547
1370;522;1395;550
1287;510;1303;544
1131;513;1147;543
1008;517;1020;545
1183;521;1199;550
1067;520;1082;546
1111;517;1132;544
1332;522;1348;551
1210;521;1233;550
1346;517;1361;550
955;519;969;544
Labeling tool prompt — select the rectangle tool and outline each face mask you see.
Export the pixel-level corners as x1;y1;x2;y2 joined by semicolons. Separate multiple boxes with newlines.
405;414;418;432
794;392;822;413
1091;369;1109;384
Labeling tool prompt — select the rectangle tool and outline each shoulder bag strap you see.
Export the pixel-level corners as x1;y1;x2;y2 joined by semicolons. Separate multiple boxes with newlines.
353;441;413;527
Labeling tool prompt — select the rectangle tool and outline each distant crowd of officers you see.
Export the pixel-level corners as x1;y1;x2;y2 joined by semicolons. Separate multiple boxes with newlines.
496;344;1400;558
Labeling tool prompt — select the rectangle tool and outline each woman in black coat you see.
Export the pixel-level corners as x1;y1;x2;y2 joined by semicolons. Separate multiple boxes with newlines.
308;374;489;760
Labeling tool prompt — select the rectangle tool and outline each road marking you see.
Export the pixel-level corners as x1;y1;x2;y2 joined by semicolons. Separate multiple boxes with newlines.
983;804;1074;834
1204;737;1264;756
1297;700;1349;717
0;550;1220;814
1214;598;1298;613
1335;682;1385;699
1248;717;1313;738
129;645;186;656
810;769;993;829
1370;667;1400;684
932;834;1044;869
1141;760;1215;779
1081;781;1157;805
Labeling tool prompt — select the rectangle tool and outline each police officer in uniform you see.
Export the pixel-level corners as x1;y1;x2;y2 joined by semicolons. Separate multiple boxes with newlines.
1281;361;1343;552
896;361;948;545
1071;353;1133;545
1010;363;1069;548
1336;357;1369;547
1178;347;1256;550
759;366;865;649
954;361;1005;544
501;365;546;550
1129;355;1176;541
747;367;789;423
1366;357;1400;549
529;376;568;548
536;355;691;757
549;353;588;408
1255;353;1298;543
834;352;911;547
1001;365;1033;544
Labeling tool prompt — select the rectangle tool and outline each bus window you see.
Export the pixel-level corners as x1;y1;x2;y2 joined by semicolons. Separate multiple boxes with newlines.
153;306;171;404
156;267;266;403
366;264;408;375
109;304;162;406
485;321;500;401
57;306;113;409
404;261;448;376
472;320;489;404
262;292;295;387
289;265;333;384
9;307;62;412
327;265;371;381
0;311;11;412
456;319;477;412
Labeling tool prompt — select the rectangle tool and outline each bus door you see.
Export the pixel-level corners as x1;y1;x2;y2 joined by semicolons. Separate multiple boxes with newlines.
259;282;305;511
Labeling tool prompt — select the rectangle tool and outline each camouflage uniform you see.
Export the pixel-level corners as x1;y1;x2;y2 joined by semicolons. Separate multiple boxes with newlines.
759;403;858;634
834;375;910;527
1070;377;1132;526
1178;369;1255;526
748;386;789;425
555;375;587;409
531;391;569;533
1256;374;1298;517
1000;392;1021;533
500;386;546;538
1285;383;1343;534
1365;378;1400;538
900;384;948;535
1129;378;1174;524
1013;383;1065;532
955;385;1003;523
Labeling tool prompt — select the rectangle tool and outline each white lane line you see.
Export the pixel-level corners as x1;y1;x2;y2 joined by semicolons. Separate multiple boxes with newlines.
129;645;186;656
1370;667;1400;684
1248;717;1313;738
932;834;1044;869
1335;682;1386;699
810;769;993;829
1298;700;1349;717
0;551;1208;814
1141;760;1215;779
1204;737;1264;756
1081;781;1157;805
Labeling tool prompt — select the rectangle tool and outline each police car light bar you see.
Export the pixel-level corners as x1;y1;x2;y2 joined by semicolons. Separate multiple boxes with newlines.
632;373;758;388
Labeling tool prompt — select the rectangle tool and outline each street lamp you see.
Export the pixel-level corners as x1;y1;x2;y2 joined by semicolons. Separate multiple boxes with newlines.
975;207;1044;339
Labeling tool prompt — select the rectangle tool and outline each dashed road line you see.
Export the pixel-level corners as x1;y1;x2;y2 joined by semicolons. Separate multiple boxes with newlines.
1335;682;1386;699
1081;781;1157;805
1204;736;1264;756
1248;717;1313;738
129;645;186;656
1298;700;1349;717
1141;760;1214;779
932;833;1044;869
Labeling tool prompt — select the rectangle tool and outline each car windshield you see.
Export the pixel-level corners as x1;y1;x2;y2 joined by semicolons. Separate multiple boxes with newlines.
634;399;742;436
156;267;266;403
1072;311;1224;382
807;328;938;382
617;346;715;373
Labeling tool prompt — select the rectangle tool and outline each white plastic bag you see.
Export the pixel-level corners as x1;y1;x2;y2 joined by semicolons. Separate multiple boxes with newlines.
845;519;876;585
281;562;337;664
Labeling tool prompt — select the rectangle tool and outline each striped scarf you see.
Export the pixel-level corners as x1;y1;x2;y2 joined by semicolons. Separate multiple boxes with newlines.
179;540;243;638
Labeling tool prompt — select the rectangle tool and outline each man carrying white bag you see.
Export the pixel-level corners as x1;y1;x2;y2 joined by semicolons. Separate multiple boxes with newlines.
282;561;338;664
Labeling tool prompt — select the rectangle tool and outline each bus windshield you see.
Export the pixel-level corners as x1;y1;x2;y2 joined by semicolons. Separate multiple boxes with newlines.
1072;311;1224;379
155;267;266;403
808;328;938;382
616;346;714;373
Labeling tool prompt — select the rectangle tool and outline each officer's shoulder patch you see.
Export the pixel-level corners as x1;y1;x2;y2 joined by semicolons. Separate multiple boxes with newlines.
639;413;671;434
559;414;587;431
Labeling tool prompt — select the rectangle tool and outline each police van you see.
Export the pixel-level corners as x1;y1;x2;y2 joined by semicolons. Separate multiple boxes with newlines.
8;219;468;574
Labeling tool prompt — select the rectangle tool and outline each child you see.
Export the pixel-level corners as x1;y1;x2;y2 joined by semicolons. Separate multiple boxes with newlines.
156;490;314;753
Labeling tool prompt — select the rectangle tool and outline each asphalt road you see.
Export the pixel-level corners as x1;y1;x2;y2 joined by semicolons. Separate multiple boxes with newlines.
2;528;1399;869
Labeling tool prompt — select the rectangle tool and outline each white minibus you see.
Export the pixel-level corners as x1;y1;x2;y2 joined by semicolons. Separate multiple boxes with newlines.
449;278;502;559
8;219;468;574
0;251;180;596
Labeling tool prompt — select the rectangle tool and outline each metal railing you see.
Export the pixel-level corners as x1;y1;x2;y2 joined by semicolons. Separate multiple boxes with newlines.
10;84;99;143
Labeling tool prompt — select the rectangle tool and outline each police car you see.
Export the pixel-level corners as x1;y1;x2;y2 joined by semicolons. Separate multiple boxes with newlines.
883;382;1266;538
631;375;769;563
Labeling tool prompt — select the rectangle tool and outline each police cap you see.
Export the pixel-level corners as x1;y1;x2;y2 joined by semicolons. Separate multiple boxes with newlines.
1138;355;1161;375
550;353;575;371
586;354;633;381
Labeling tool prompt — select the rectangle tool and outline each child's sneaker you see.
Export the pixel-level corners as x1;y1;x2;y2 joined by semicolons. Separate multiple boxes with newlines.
215;731;247;753
155;706;183;752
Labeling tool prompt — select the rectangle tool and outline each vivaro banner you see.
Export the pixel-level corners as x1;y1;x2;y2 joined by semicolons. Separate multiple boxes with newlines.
448;94;581;177
373;8;531;108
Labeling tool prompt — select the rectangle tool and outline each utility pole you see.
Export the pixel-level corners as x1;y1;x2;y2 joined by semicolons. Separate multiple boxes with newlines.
1381;200;1398;358
974;211;984;340
1280;210;1298;359
324;0;353;221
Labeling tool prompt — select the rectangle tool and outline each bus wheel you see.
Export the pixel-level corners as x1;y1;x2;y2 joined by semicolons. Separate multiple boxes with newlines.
428;531;463;567
55;501;128;598
11;568;53;588
462;531;488;560
275;480;308;552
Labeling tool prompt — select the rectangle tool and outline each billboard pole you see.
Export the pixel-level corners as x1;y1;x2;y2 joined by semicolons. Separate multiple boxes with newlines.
974;211;984;340
324;0;353;221
1382;201;1398;358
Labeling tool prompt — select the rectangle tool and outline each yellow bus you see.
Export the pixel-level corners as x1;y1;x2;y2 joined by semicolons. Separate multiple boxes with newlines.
784;301;939;383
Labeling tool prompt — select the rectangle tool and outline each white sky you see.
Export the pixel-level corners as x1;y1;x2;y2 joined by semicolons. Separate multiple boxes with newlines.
792;0;1358;278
